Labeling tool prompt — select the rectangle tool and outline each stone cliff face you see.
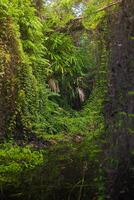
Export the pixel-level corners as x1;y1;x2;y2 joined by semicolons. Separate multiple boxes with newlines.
105;0;134;199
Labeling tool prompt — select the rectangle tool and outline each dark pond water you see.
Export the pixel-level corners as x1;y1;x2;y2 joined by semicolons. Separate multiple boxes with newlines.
1;142;100;200
1;142;134;200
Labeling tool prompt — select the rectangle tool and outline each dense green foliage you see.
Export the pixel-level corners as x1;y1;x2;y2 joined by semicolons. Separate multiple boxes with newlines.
0;142;43;185
0;0;108;180
0;0;129;199
0;0;107;137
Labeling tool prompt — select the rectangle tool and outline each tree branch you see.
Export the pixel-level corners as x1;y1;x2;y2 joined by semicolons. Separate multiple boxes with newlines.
97;0;122;12
48;0;122;33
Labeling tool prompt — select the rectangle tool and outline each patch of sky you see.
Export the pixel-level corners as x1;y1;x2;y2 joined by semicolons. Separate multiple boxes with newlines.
72;3;85;17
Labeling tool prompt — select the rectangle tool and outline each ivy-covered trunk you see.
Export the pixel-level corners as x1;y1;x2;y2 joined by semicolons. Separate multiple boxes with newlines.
0;17;19;137
104;0;134;198
0;2;49;139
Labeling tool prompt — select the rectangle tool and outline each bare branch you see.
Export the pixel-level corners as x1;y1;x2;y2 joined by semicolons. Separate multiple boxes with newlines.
97;0;122;12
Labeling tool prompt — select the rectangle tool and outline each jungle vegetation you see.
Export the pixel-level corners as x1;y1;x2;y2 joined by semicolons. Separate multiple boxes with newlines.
0;0;134;199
